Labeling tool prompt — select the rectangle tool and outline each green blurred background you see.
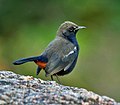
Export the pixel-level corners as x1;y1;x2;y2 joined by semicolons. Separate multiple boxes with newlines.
0;0;120;101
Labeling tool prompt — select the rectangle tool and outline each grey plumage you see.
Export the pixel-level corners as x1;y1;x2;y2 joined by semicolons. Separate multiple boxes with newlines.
13;21;86;83
42;36;77;76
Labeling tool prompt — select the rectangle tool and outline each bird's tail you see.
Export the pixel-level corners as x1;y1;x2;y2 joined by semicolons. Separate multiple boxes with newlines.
13;56;40;65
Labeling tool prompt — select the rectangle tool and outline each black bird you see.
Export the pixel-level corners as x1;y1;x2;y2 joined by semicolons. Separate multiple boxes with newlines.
13;21;86;83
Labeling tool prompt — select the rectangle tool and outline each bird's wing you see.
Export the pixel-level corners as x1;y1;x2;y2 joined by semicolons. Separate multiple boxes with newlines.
43;37;78;76
62;46;78;63
62;46;78;71
47;45;78;76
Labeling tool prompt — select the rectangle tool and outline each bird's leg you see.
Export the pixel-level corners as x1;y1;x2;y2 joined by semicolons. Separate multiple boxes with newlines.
56;74;61;84
51;75;53;81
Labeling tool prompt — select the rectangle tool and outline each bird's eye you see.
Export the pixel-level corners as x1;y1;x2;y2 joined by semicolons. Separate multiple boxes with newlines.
69;27;75;32
69;29;73;32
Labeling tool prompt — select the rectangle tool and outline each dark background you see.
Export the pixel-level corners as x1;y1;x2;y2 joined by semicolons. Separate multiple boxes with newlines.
0;0;120;101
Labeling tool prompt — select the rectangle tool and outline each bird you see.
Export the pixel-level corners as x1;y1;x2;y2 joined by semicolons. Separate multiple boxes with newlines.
13;21;86;83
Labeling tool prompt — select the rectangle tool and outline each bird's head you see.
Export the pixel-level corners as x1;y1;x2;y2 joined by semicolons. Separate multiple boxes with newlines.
57;21;86;38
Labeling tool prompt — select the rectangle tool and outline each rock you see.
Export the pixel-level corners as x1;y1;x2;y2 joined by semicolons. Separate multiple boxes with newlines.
0;100;6;105
0;71;119;105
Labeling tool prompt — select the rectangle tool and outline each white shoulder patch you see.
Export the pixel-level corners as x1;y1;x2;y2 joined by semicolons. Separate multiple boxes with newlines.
65;46;77;57
74;46;77;50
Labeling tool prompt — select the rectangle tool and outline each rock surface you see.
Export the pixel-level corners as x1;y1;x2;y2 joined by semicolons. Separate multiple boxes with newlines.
0;71;119;105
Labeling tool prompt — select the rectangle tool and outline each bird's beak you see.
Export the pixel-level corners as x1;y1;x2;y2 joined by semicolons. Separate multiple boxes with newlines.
77;26;86;30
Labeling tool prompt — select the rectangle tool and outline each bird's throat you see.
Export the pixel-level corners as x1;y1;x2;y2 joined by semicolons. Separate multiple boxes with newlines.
67;36;79;50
